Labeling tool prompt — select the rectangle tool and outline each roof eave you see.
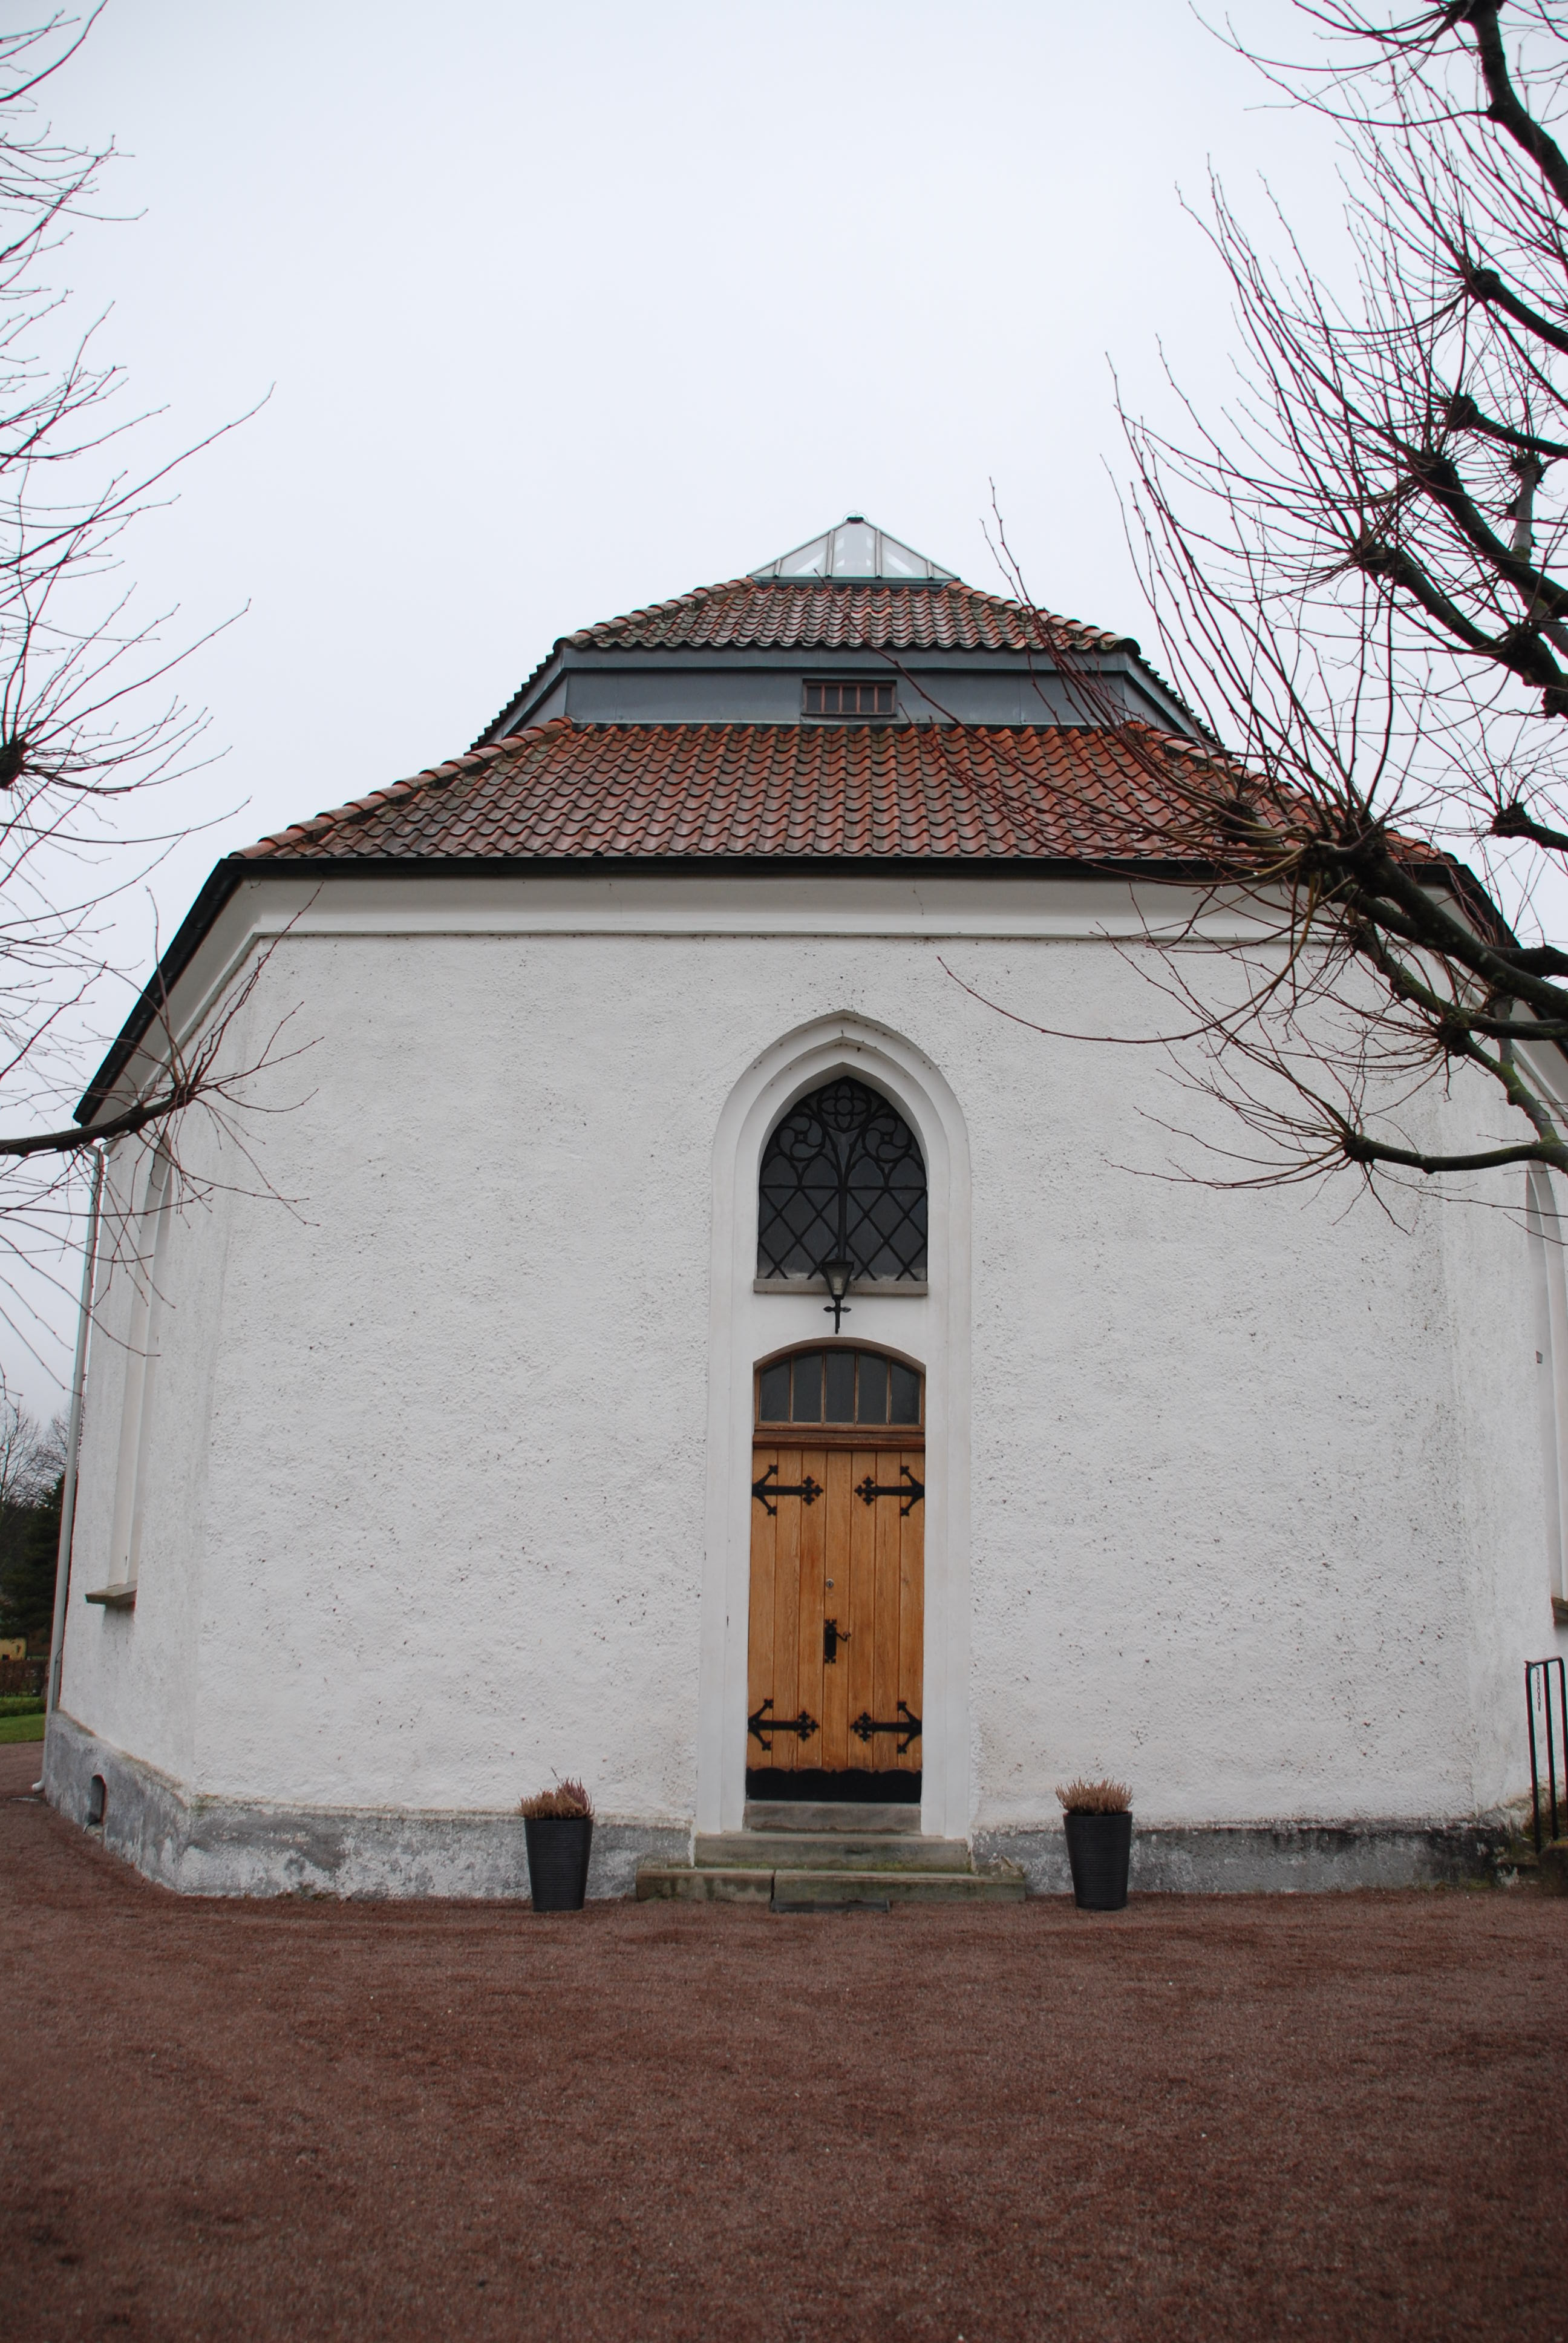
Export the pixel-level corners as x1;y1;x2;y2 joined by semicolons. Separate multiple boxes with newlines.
76;844;1493;1128
74;857;249;1126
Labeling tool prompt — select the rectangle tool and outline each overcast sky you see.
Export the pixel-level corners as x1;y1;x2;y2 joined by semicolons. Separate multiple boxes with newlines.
5;0;1352;1407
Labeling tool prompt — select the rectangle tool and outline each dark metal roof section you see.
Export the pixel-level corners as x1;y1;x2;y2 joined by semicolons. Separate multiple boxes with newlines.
466;570;1193;747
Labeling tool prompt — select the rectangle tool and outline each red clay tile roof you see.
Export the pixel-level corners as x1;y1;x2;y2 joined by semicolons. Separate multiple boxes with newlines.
77;717;1475;1127
242;719;1230;866
557;577;1132;657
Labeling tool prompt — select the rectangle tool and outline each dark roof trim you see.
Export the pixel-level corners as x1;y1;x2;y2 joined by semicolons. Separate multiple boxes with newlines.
468;575;1151;749
75;859;247;1127
473;642;1186;750
535;643;1151;672
474;637;1154;747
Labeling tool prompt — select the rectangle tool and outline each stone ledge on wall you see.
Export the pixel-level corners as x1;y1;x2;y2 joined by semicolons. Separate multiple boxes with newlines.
42;1714;1515;1899
41;1711;688;1902
975;1817;1514;1895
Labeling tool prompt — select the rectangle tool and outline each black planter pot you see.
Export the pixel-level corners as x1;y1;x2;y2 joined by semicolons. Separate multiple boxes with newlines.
523;1815;593;1912
1063;1810;1132;1911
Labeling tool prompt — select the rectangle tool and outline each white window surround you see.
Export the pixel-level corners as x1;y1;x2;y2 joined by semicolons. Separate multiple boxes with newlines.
698;1012;972;1839
104;1144;174;1595
1526;1165;1568;1617
753;1277;929;1297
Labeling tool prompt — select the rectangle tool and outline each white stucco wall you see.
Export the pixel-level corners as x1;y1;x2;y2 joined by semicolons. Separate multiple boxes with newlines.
54;871;1568;1845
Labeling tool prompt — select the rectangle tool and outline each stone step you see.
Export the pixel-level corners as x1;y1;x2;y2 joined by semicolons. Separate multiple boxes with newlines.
1512;1840;1568;1893
636;1860;1026;1908
695;1830;972;1873
638;1866;774;1906
773;1866;1025;1909
743;1800;921;1835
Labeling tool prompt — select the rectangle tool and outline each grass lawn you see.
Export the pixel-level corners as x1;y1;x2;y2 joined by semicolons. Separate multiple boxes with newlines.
0;1711;44;1742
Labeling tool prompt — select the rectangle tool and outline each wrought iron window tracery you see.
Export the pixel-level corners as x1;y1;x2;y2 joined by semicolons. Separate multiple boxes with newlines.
756;1076;927;1283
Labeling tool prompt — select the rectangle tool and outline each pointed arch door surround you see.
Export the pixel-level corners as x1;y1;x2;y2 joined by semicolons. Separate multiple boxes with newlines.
698;1015;973;1841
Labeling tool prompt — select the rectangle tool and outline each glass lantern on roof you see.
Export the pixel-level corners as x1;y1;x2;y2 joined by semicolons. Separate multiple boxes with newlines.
751;515;957;583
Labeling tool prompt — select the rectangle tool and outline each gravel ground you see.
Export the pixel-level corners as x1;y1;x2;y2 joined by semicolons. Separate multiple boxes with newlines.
3;1743;1566;2342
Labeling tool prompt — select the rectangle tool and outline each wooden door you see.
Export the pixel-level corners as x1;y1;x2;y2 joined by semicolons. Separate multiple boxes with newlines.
746;1346;924;1797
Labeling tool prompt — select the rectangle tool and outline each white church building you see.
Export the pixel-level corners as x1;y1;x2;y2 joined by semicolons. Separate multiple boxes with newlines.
41;517;1568;1896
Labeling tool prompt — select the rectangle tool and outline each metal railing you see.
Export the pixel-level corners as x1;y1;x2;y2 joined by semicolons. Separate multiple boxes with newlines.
1526;1656;1567;1855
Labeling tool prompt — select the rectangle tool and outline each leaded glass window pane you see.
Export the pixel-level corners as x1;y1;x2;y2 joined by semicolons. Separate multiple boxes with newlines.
757;1076;927;1282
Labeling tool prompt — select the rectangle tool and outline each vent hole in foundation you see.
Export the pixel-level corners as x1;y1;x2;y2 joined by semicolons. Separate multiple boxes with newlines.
87;1774;105;1828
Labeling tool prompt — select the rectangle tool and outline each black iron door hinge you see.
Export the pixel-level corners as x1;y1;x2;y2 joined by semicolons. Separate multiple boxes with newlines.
748;1697;819;1748
752;1463;824;1516
851;1700;922;1755
853;1466;924;1515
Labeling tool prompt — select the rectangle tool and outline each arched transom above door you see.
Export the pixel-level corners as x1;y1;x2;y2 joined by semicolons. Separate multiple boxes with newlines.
757;1345;923;1434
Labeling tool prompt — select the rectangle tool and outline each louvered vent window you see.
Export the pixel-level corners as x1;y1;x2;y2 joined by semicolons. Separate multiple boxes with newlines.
803;680;894;718
757;1076;927;1283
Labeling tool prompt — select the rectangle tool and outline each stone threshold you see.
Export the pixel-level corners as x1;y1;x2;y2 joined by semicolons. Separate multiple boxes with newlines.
638;1860;1027;1908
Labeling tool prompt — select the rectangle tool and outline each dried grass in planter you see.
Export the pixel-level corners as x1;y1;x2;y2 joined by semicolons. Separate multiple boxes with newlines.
1055;1777;1131;1814
518;1778;593;1820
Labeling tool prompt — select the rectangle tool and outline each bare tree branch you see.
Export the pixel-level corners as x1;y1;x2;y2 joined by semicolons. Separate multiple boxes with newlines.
0;12;282;1376
955;0;1568;1200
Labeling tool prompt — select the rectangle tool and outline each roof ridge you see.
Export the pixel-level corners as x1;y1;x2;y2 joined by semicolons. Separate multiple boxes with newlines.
577;575;1138;650
574;572;1096;628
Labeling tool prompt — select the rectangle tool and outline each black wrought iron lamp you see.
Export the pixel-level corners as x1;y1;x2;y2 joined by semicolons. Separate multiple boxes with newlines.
820;1256;854;1333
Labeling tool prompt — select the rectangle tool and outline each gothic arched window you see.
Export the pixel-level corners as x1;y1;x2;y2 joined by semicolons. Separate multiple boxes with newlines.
757;1076;927;1283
